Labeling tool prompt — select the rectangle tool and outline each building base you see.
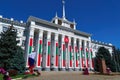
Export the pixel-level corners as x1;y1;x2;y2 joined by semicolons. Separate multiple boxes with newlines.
51;68;58;71
74;68;79;71
35;67;42;71
89;68;94;71
79;68;82;71
68;68;73;71
61;68;66;71
42;67;50;71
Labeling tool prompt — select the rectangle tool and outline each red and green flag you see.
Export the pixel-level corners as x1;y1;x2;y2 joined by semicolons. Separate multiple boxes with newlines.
80;47;84;67
47;42;51;66
55;43;58;66
29;38;33;54
86;48;89;67
63;44;66;67
90;48;94;68
27;38;33;66
69;46;72;67
37;40;42;67
75;46;78;67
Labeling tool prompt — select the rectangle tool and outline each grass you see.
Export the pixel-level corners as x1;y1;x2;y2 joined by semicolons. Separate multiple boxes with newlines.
0;74;3;80
11;74;35;79
0;73;35;80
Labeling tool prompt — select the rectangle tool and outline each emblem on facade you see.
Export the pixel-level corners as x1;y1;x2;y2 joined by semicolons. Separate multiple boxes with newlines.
64;36;69;43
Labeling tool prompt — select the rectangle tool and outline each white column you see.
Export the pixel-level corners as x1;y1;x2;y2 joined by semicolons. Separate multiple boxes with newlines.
68;37;72;68
26;27;34;67
61;35;65;69
79;39;82;69
46;31;51;69
89;42;93;70
87;41;90;69
54;33;59;68
36;30;43;68
74;38;79;69
65;37;69;69
58;35;62;69
84;41;87;67
73;38;77;68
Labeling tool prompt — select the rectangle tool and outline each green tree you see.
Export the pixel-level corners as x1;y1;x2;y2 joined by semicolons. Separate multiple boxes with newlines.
94;47;116;72
0;25;25;73
112;46;120;72
8;46;26;73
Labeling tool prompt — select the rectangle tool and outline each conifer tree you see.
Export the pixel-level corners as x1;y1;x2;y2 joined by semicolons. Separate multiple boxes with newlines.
0;25;25;73
94;47;116;72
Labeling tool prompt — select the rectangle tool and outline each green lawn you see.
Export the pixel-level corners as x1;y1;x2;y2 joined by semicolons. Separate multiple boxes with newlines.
0;73;35;80
0;74;3;80
12;74;34;79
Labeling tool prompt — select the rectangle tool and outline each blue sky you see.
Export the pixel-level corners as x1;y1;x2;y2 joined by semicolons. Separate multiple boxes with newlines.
0;0;120;48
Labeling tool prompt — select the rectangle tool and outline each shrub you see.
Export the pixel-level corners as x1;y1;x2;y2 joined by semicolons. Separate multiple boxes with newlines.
8;69;18;76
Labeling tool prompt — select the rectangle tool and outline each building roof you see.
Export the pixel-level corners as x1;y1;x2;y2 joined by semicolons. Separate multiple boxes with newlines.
0;17;26;27
27;16;91;38
91;40;113;47
51;16;75;25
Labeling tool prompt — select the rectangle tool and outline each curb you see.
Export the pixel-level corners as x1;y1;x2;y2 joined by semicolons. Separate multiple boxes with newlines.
12;77;22;80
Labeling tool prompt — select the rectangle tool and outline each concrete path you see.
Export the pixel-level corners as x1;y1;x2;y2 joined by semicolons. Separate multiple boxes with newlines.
22;71;120;80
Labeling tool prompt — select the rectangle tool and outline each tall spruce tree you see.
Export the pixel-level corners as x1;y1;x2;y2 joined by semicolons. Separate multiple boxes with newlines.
0;25;25;73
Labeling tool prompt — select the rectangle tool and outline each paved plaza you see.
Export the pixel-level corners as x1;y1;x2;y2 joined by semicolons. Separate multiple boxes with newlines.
22;71;120;80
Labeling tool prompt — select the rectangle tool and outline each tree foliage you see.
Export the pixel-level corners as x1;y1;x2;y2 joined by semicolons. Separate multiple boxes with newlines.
0;26;25;73
112;46;120;72
0;27;17;59
94;47;116;72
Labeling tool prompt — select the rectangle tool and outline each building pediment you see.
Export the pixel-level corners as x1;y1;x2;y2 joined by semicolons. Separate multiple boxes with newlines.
27;16;91;38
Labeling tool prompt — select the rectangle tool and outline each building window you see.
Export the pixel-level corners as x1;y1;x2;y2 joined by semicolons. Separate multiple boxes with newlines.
93;44;97;49
3;26;8;32
53;20;55;23
58;19;62;25
22;40;25;46
70;24;74;29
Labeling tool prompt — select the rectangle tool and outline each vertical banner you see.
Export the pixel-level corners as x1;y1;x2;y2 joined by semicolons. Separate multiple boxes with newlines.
37;40;42;66
80;47;84;67
55;43;58;66
47;42;51;66
90;49;94;68
69;46;72;67
86;48;89;67
28;38;33;66
29;38;33;54
63;44;66;67
75;46;78;67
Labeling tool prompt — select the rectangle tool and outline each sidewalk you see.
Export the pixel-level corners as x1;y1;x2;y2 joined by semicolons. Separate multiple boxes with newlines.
21;71;120;80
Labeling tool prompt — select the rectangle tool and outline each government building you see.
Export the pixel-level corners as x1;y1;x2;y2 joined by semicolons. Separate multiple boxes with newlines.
0;1;113;71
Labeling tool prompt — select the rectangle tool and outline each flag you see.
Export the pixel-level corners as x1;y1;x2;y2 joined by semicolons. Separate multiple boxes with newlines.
28;51;36;74
28;51;36;67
